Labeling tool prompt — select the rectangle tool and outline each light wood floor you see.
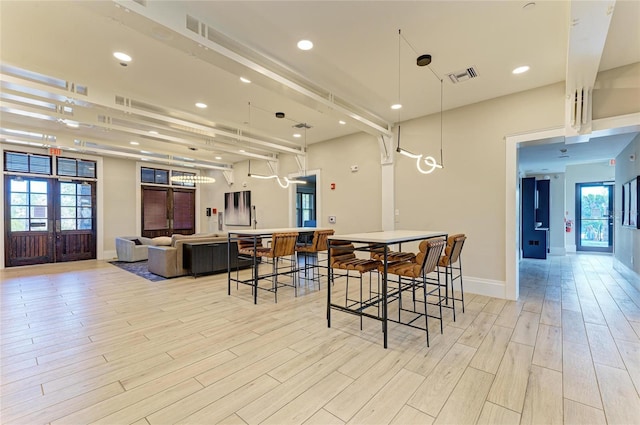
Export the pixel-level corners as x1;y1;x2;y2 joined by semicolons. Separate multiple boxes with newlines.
1;254;640;424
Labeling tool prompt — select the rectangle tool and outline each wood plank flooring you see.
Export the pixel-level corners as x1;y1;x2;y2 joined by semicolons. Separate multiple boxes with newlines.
2;254;640;424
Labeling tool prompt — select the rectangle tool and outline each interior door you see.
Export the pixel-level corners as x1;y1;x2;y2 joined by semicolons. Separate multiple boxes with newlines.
5;176;54;266
576;182;614;253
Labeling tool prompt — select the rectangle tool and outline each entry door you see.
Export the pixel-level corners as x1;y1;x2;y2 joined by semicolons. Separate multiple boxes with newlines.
576;183;614;252
4;176;96;266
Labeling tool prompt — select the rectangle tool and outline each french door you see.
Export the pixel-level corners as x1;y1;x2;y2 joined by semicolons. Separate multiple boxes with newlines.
5;175;96;266
576;182;614;253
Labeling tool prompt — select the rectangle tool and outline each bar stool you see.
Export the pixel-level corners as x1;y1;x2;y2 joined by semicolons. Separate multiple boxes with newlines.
296;229;335;289
438;234;467;320
330;240;381;329
383;237;446;346
257;232;299;302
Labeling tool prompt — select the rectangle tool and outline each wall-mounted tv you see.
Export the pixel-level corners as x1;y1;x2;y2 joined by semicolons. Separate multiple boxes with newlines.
224;190;251;226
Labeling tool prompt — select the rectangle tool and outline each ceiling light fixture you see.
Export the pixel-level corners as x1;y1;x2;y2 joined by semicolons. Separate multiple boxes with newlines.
248;160;306;188
293;133;301;138
170;175;216;184
297;39;313;50
113;52;132;62
395;29;444;174
130;141;139;145
339;120;346;125
65;120;79;128
240;76;251;83
215;156;222;160
512;65;530;74
195;102;207;109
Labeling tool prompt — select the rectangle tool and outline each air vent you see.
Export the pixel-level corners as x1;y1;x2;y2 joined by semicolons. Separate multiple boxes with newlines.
447;67;479;84
292;123;312;129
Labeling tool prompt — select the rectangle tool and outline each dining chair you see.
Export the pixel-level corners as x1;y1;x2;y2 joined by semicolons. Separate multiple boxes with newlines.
383;237;446;346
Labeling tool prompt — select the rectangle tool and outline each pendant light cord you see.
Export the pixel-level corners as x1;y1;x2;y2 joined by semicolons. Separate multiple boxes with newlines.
440;78;444;168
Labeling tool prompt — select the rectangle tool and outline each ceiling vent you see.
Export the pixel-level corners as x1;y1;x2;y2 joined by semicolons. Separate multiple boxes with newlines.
447;67;478;84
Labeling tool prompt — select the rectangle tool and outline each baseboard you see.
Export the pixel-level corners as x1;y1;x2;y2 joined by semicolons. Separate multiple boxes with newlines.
102;250;117;261
459;276;506;299
549;247;566;256
613;257;639;279
566;244;576;253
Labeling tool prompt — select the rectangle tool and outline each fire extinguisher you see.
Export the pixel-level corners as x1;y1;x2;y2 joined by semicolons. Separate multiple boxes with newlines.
565;219;573;233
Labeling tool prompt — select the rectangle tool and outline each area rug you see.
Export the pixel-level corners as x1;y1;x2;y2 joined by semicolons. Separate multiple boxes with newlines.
109;260;167;282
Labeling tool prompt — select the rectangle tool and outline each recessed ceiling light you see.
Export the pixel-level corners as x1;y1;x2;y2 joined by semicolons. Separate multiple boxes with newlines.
339;120;346;125
195;102;207;109
391;104;402;110
215;156;222;160
148;130;158;135
239;149;245;153
113;52;132;62
293;133;301;138
240;77;251;83
65;121;79;128
512;65;530;74
297;39;313;50
130;141;139;145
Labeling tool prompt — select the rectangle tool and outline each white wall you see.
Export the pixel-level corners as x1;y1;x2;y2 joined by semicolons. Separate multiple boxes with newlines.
615;133;640;272
564;162;615;252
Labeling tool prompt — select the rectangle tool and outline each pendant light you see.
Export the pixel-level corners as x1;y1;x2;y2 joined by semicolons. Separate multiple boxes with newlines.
394;29;444;174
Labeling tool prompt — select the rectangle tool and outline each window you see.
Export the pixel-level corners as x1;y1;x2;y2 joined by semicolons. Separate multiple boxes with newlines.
141;167;170;185
57;157;96;178
171;170;196;187
9;178;48;231
59;182;93;230
4;151;51;174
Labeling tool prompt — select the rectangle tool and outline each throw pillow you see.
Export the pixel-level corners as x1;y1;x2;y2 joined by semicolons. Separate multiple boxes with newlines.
133;238;143;246
152;236;173;246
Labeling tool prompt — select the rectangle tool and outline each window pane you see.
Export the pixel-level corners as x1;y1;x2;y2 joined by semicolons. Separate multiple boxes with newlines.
78;160;96;178
78;195;91;207
10;193;27;205
60;219;76;230
11;219;28;231
141;168;155;183
11;206;27;219
60;182;76;195
30;193;47;206
60;195;76;207
5;152;29;172
78;207;92;218
78;219;92;230
60;207;76;218
30;181;48;193
57;158;77;176
29;155;51;174
155;170;169;184
79;184;91;196
10;179;27;192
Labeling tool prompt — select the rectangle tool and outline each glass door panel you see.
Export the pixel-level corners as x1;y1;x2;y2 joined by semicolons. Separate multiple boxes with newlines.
577;183;613;252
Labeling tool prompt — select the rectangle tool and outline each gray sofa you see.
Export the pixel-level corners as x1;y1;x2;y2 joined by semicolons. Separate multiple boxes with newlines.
115;236;154;262
147;233;231;278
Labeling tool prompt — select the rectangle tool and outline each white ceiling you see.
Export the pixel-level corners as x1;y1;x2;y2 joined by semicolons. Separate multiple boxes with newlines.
0;1;638;171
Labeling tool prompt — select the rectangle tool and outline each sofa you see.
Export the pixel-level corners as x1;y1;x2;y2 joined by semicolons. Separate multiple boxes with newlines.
115;236;154;262
147;233;249;278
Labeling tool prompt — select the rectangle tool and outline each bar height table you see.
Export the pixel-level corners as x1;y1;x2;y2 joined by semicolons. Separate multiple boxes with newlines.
327;230;447;348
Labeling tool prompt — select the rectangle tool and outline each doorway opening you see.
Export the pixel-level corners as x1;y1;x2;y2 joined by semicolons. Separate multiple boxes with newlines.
296;175;316;227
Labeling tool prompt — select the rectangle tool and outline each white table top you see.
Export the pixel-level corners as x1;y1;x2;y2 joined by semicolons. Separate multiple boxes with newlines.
228;227;330;236
328;230;446;244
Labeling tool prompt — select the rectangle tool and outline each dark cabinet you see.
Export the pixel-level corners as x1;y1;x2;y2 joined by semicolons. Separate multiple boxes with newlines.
522;177;549;259
184;241;251;277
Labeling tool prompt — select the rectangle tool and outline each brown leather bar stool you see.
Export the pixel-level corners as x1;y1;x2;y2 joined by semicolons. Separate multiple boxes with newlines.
383;237;446;346
296;229;335;289
257;232;299;302
438;234;467;320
